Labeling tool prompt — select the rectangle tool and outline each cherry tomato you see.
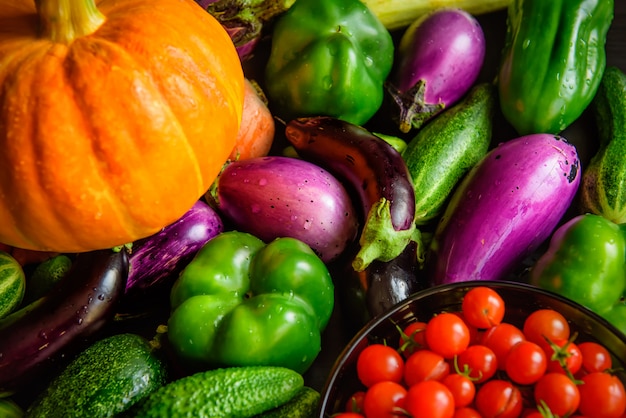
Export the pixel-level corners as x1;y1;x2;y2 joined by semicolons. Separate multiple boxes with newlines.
399;321;428;358
442;372;476;408
523;309;570;346
578;341;613;375
578;372;626;418
456;344;498;383
404;380;455;418
333;413;364;418
461;286;505;329
345;391;365;413
404;349;450;387
505;340;547;385
533;372;580;417
475;379;523;418
357;344;404;387
481;322;526;370
453;407;483;418
543;337;582;375
426;312;471;359
363;380;407;418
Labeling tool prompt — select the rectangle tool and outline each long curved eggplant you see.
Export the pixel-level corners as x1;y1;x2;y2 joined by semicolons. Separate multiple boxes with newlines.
334;240;424;331
426;133;580;285
284;116;418;271
125;200;223;294
0;249;128;392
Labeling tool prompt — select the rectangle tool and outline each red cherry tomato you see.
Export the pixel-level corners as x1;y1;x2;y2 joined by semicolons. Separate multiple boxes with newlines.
481;322;526;370
578;341;613;374
453;407;483;418
505;340;547;385
533;372;581;417
399;321;428;358
475;379;524;418
456;344;498;383
345;391;365;414
461;286;505;329
333;413;364;418
404;380;455;418
425;312;471;359
543;337;582;375
404;349;450;387
363;380;407;418
523;309;570;346
442;372;476;408
578;372;626;418
357;344;404;387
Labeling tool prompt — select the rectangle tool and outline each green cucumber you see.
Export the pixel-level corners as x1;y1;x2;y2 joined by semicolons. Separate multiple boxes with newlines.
0;251;25;320
580;66;626;223
25;254;72;303
401;82;495;225
25;333;167;418
132;366;304;418
256;386;320;418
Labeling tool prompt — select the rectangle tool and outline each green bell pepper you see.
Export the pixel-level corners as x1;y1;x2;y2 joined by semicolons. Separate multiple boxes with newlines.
497;0;614;135
167;231;334;374
264;0;394;126
530;214;626;335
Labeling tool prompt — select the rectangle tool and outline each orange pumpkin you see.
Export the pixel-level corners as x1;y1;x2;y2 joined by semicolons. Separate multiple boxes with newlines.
0;0;244;252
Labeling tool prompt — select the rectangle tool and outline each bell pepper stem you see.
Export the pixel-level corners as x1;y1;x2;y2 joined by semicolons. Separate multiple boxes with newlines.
36;0;106;44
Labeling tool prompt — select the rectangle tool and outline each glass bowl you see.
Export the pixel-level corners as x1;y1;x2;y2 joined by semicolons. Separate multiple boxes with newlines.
318;280;626;416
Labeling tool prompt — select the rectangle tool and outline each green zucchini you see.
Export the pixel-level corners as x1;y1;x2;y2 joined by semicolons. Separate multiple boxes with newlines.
25;333;167;418
256;386;320;418
580;66;626;224
0;251;25;320
132;366;304;418
401;82;495;225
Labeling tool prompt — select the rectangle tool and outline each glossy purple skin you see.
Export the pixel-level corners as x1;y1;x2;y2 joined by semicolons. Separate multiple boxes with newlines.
394;8;486;105
126;200;224;292
428;134;581;285
212;156;359;262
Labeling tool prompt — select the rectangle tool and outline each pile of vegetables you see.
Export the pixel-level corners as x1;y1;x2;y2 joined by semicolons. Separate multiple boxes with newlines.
0;0;624;415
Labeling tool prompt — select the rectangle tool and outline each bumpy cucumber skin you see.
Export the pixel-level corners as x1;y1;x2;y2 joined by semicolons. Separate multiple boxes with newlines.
580;66;626;223
133;366;304;418
26;333;167;418
0;251;25;319
256;386;320;418
402;83;495;226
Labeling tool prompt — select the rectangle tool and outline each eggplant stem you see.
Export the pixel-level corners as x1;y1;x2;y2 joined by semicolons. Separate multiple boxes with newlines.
386;80;446;133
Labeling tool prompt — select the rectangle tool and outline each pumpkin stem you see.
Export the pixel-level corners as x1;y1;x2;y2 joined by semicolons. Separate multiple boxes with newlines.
36;0;106;44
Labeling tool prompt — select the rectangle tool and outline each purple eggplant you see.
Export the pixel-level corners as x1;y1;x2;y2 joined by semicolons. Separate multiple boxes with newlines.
207;156;359;262
0;249;128;392
284;116;418;272
196;0;295;61
387;8;486;133
426;134;581;285
125;200;224;294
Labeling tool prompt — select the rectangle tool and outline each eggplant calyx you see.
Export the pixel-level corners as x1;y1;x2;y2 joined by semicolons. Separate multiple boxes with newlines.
386;80;445;133
206;0;295;50
352;198;422;272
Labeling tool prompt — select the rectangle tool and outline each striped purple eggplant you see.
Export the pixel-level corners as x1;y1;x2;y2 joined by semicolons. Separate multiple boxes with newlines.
125;200;224;293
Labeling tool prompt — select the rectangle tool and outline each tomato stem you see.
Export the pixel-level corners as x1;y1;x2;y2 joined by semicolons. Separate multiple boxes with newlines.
36;0;106;43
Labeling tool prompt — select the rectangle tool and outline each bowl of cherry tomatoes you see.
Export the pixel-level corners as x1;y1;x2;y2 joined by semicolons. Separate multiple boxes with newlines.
319;280;626;418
